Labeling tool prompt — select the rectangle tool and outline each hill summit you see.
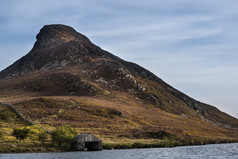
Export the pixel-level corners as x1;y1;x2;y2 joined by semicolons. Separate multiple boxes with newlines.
0;24;237;147
34;24;92;48
0;24;119;80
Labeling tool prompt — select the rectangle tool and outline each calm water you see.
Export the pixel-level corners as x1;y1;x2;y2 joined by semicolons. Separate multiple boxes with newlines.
0;143;237;159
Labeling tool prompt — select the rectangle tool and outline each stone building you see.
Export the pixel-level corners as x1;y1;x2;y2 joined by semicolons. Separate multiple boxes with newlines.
74;133;102;151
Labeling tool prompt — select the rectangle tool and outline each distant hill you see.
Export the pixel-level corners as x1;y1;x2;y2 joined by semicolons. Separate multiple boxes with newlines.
0;24;237;147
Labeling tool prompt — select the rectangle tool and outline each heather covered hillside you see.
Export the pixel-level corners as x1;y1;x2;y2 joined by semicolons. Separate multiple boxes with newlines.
0;24;237;152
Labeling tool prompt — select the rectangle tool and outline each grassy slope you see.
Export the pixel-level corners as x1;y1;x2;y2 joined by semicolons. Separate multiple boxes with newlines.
0;104;53;153
1;94;238;151
0;70;238;152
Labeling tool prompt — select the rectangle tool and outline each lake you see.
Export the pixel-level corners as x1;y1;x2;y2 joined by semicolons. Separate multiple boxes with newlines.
0;143;237;159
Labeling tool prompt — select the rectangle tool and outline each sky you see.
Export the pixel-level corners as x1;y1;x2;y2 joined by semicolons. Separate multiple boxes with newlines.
0;0;238;118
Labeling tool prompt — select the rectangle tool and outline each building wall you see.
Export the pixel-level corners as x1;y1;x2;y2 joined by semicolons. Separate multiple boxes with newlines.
75;141;102;151
74;134;102;151
75;141;85;151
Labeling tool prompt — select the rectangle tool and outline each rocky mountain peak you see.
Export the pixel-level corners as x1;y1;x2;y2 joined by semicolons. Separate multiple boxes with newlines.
33;24;91;49
0;24;118;81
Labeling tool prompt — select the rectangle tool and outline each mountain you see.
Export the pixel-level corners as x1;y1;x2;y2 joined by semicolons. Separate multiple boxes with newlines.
0;24;238;147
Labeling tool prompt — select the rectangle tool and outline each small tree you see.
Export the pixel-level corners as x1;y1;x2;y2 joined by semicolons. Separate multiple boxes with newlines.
12;127;30;141
51;125;77;149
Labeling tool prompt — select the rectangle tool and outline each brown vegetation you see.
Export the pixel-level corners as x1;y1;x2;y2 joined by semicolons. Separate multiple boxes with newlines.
0;24;238;152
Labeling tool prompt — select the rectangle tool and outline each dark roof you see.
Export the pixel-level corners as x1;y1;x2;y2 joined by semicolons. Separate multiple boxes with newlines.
75;133;90;140
75;133;101;142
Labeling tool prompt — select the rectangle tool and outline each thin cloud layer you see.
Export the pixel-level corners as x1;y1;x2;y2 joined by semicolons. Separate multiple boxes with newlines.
0;0;238;117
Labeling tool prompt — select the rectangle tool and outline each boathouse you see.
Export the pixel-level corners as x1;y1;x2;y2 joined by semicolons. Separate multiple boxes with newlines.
74;133;102;151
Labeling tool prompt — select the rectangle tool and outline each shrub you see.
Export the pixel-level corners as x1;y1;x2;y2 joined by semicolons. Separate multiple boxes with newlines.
12;127;30;141
38;131;48;143
162;137;180;147
51;125;77;149
0;131;2;138
132;142;145;148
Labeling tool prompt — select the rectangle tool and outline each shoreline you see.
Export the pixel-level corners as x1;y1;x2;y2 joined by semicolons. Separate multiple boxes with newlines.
1;140;237;154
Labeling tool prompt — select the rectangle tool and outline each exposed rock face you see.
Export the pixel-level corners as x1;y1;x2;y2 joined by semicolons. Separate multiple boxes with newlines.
0;24;237;128
25;73;79;91
66;81;97;96
34;25;92;49
0;24;119;80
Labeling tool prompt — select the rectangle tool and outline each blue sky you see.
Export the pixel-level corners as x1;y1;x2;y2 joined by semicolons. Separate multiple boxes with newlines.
0;0;238;118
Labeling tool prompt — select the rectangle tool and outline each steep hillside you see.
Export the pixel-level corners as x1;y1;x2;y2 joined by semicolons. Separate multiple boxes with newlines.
0;24;237;148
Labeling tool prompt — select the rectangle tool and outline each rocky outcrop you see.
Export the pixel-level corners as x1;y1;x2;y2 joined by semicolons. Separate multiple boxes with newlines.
66;81;97;96
33;24;92;49
25;73;79;91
